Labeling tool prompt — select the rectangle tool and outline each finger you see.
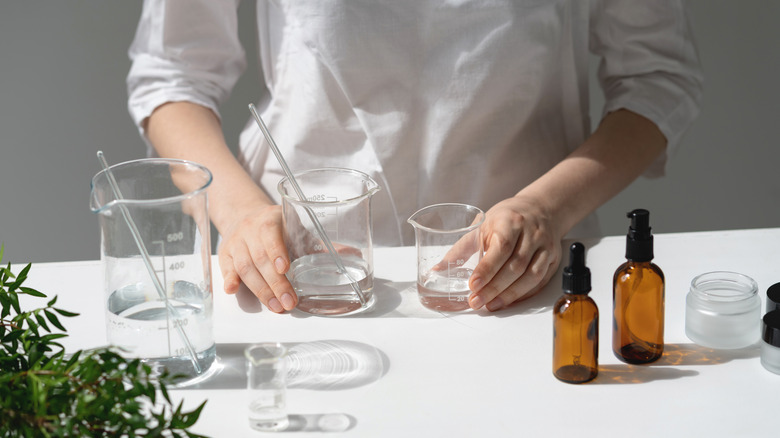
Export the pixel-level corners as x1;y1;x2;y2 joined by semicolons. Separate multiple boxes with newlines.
492;231;538;294
258;206;289;275
468;229;517;293
243;237;297;312
230;241;285;313
433;229;481;271
469;231;530;309
219;252;240;295
486;251;557;311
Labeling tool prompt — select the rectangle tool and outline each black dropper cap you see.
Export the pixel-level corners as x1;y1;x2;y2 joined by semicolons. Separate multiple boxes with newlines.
625;209;654;262
562;242;591;295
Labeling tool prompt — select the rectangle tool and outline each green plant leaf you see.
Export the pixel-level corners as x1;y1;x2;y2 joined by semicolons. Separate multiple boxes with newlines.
39;333;68;343
0;293;10;318
43;310;66;332
3;261;14;277
53;307;79;318
34;312;51;332
160;385;171;403
20;287;46;298
182;400;207;428
7;263;31;291
9;291;21;315
0;254;209;437
4;328;24;343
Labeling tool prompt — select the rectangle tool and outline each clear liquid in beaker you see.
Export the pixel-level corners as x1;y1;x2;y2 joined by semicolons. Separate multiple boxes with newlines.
288;253;374;316
106;281;216;381
417;267;472;312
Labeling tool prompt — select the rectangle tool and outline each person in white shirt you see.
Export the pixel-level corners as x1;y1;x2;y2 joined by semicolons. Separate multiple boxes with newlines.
127;0;703;314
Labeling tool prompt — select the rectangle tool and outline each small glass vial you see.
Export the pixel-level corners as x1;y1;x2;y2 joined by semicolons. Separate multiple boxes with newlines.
767;283;780;313
686;271;761;349
761;310;780;374
245;343;290;432
553;242;599;384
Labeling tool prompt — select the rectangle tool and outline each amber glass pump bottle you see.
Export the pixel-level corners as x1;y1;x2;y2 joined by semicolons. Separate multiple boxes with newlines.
553;242;599;383
613;209;665;364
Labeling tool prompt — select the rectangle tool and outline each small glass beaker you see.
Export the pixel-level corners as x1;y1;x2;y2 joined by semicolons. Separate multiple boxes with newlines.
686;271;761;349
278;168;380;316
90;158;216;385
408;203;485;312
245;343;290;432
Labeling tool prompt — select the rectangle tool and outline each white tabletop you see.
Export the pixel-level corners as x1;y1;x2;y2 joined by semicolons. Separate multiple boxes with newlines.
19;228;780;437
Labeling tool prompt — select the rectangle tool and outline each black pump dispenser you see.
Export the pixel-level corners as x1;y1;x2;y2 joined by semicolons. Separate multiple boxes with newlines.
625;209;654;262
562;242;591;295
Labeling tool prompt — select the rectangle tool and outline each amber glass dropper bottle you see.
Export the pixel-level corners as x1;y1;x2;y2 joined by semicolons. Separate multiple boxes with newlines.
553;242;599;384
613;209;665;364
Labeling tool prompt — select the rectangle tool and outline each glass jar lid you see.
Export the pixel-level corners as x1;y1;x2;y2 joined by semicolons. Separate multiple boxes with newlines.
767;283;780;313
763;310;780;348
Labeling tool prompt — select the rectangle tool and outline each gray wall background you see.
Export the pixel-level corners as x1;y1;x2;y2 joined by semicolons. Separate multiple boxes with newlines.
1;1;778;263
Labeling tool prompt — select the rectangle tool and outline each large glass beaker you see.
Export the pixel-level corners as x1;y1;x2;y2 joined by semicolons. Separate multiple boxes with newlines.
90;158;216;385
278;168;380;316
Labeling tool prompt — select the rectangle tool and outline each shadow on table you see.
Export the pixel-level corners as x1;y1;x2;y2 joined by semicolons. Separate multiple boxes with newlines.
283;413;357;433
592;364;698;384
233;283;264;314
656;342;760;366
178;339;389;391
470;273;561;318
590;342;760;384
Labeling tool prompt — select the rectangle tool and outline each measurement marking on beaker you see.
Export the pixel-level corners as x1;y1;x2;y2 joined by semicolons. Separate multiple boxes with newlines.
313;209;338;218
447;259;466;301
153;240;171;354
326;198;339;239
152;240;169;287
166;231;184;242
310;198;339;241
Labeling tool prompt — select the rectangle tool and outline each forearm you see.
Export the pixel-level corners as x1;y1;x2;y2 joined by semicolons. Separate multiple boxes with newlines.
145;101;272;234
520;109;668;236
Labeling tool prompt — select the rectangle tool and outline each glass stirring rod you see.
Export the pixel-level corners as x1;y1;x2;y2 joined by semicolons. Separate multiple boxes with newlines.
247;104;368;307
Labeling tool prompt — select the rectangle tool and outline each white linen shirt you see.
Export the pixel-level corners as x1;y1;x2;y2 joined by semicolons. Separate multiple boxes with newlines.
128;0;703;246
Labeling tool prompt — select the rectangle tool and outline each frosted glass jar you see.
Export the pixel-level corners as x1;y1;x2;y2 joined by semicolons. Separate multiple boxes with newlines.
761;310;780;375
685;271;761;349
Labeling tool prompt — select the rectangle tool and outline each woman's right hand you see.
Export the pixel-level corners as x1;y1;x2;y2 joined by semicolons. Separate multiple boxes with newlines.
217;203;298;313
144;101;299;313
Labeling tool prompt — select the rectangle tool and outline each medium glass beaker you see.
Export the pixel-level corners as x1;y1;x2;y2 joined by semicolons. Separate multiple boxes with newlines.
90;158;216;385
408;203;485;312
278;168;380;316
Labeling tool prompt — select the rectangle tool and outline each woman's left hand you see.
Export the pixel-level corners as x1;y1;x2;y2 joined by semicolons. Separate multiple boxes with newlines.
467;194;563;311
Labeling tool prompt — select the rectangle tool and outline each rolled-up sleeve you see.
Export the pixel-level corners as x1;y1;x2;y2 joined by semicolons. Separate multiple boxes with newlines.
127;0;246;132
590;0;704;176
